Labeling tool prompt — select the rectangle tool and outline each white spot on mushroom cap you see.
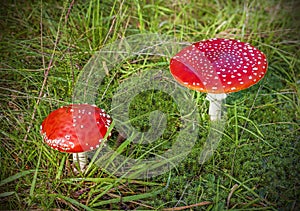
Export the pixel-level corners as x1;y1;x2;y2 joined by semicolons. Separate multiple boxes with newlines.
43;135;75;151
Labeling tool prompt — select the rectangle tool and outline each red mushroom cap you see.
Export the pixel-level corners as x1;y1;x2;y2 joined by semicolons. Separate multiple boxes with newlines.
170;38;268;94
40;104;112;153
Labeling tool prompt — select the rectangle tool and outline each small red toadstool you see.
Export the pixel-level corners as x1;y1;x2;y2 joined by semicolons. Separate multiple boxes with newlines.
170;38;268;120
40;104;112;171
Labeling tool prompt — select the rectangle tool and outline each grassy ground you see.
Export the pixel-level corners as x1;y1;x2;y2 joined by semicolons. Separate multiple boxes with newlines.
1;0;299;210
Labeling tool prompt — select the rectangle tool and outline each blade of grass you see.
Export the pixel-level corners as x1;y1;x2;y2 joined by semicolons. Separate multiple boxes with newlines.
50;194;94;211
55;154;67;180
0;191;21;204
84;121;115;175
0;170;35;187
0;192;15;197
221;170;275;210
29;148;42;205
90;171;171;207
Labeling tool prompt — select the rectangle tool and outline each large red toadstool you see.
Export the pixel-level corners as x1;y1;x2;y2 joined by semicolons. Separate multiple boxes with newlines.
170;38;268;120
40;104;112;171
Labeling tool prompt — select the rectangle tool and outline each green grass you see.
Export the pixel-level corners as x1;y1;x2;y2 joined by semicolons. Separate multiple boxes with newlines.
1;0;299;210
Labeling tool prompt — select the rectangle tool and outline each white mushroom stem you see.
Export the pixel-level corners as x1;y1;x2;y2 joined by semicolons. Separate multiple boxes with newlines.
206;93;227;121
72;152;87;172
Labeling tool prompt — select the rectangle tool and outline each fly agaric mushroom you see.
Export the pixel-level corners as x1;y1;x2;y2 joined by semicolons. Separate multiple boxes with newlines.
170;38;267;120
40;104;112;171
